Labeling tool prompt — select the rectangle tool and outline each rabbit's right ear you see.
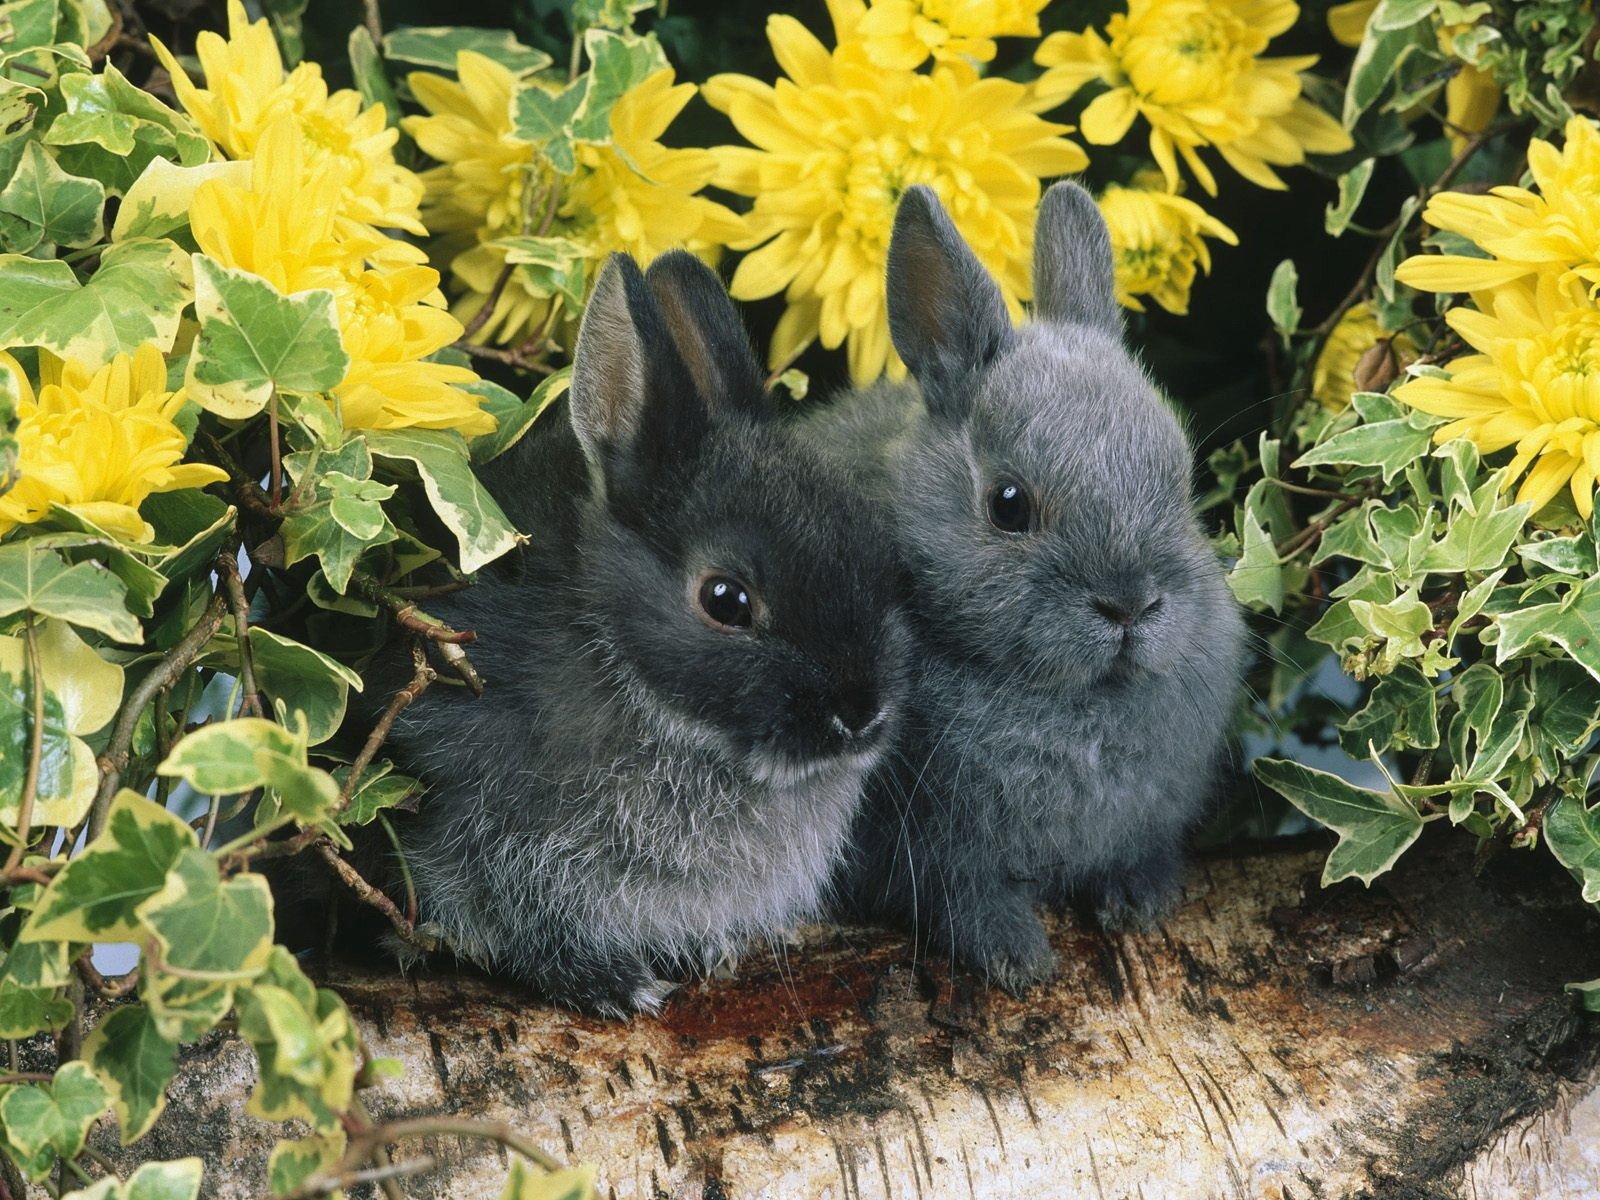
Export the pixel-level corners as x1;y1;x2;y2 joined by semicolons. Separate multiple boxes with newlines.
569;254;707;495
645;251;772;422
886;185;1010;421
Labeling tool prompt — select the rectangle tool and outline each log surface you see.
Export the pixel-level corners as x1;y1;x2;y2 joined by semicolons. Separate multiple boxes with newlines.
111;832;1600;1199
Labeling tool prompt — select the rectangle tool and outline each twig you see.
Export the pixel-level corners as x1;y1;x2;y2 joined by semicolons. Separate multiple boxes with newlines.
353;1117;565;1174
84;4;123;63
267;390;283;509
90;591;230;841
340;644;434;816
1276;497;1363;559
314;842;438;954
284;1156;435;1200
217;554;263;718
76;954;139;999
458;263;516;343
198;432;277;522
448;339;557;375
4;619;46;874
362;0;383;44
354;577;484;695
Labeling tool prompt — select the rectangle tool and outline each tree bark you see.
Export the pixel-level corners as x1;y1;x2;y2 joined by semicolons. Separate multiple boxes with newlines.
96;831;1600;1198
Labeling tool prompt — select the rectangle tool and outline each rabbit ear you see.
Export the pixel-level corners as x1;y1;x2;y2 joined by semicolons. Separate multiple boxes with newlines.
569;253;707;489
645;251;772;422
1032;180;1121;333
886;185;1010;421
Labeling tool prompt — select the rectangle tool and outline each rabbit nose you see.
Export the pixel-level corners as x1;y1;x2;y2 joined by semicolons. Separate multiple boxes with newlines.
830;684;883;738
1093;595;1162;627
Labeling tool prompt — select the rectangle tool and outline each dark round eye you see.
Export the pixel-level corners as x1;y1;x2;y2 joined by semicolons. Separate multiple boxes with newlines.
697;575;754;631
987;480;1034;534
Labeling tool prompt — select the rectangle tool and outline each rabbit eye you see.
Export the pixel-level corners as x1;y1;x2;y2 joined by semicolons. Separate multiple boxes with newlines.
697;575;754;631
987;480;1034;534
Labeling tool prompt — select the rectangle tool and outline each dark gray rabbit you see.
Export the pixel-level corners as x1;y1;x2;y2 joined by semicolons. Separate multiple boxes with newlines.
373;250;908;1016
810;183;1245;992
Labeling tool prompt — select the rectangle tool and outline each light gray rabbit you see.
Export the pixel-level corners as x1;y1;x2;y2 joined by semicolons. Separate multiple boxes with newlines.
370;251;909;1016
810;183;1245;992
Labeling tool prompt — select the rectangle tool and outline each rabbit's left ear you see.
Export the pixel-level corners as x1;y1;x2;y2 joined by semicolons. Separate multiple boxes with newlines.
645;250;773;423
886;185;1012;422
1032;180;1121;334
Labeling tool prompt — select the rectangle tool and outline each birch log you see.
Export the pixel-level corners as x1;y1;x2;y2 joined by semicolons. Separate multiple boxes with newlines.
97;832;1600;1199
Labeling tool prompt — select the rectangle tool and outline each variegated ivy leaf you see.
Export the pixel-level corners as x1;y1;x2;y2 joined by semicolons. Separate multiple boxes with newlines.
1495;586;1600;684
62;1157;204;1200
185;254;349;419
1545;795;1600;904
1253;758;1426;886
1226;510;1283;613
499;1159;598;1200
0;141;104;253
238;948;360;1135
82;1005;178;1145
247;627;364;747
512;30;667;173
44;64;209;196
0;238;189;366
384;25;552;74
156;717;339;822
113;158;251;244
268;1132;346;1198
367;429;522;572
0;1062;108;1178
0;543;141;643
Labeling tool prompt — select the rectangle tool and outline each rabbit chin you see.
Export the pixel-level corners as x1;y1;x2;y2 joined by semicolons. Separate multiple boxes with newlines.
1022;627;1168;692
743;743;886;789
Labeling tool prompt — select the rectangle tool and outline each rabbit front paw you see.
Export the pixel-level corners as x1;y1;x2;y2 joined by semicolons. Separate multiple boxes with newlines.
546;957;679;1019
945;897;1057;995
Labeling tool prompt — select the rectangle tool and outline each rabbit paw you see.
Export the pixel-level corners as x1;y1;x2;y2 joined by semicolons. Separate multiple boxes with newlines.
550;959;679;1019
1092;874;1180;932
949;902;1057;996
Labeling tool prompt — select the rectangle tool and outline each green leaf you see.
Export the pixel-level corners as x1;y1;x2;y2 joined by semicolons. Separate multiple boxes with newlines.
238;948;359;1135
325;472;395;540
22;790;195;943
469;368;570;466
0;237;190;365
1227;510;1283;613
1339;664;1438;756
572;29;666;142
1373;0;1439;29
348;26;400;129
334;761;419;826
1253;758;1425;886
500;1159;597;1200
0;668;95;832
248;628;363;747
156;718;339;822
1376;197;1421;304
496;235;589;309
1568;978;1600;1013
0;542;143;641
1345;16;1432;125
0;980;72;1039
511;79;585;174
112;158;251;244
1545;795;1600;903
367;429;521;572
1294;417;1435;484
1517;534;1597;577
1265;258;1300;347
139;850;274;983
1447;660;1502;766
1325;158;1375;237
268;1132;345;1197
0;141;104;252
1416;499;1530;572
1350;588;1432;666
1495;586;1600;683
82;1005;177;1144
185;255;349;419
45;65;208;195
383;25;552;74
0;1062;108;1175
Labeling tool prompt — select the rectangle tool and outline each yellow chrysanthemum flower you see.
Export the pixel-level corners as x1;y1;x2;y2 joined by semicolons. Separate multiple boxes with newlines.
1097;178;1237;315
403;56;742;346
1396;275;1600;517
334;266;490;436
705;0;1088;382
1395;117;1600;296
855;0;1049;69
0;346;227;543
1311;302;1416;410
152;0;424;237
1328;0;1499;152
192;117;488;437
1035;0;1351;195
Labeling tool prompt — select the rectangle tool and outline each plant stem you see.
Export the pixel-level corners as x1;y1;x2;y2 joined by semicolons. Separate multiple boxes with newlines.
218;554;263;718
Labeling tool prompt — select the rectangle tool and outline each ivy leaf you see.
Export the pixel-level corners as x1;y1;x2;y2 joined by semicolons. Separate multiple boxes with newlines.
1226;509;1283;613
1517;534;1597;577
383;26;552;74
138;850;274;984
1545;795;1600;904
334;761;420;826
21;790;195;944
1265;259;1300;347
499;1159;597;1200
112;158;251;244
1325;158;1375;237
496;236;589;309
324;472;395;540
82;1005;178;1144
1495;586;1600;683
1345;14;1432;125
1569;978;1600;1014
0;670;90;832
63;1158;206;1200
0;1062;108;1175
185;255;349;419
572;29;666;142
238;948;359;1135
1293;417;1436;484
44;65;208;195
247;628;363;747
512;80;585;174
1416;498;1530;572
268;1132;346;1197
469;368;570;466
0;980;72;1039
0;237;189;365
0;141;104;252
0;544;141;643
1253;759;1425;885
156;718;339;822
348;26;399;129
1339;664;1439;756
367;429;521;572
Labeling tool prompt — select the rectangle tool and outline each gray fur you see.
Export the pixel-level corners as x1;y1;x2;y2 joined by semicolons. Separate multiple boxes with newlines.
375;252;909;1017
808;183;1246;992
